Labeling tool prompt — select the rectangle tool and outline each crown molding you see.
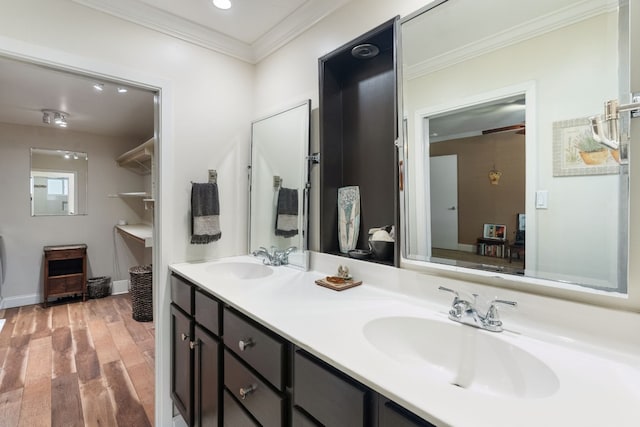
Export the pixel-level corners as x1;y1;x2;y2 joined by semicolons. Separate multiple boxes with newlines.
72;0;349;64
251;0;350;63
405;0;618;81
72;0;253;62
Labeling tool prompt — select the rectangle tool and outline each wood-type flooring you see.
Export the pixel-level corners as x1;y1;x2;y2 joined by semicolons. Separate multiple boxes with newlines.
0;294;154;427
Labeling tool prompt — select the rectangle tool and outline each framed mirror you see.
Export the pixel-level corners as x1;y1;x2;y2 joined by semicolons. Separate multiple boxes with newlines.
249;100;311;269
400;0;630;293
30;148;88;216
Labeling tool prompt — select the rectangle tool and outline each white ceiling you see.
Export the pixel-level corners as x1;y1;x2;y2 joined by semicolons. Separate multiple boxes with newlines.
71;0;352;63
0;56;155;141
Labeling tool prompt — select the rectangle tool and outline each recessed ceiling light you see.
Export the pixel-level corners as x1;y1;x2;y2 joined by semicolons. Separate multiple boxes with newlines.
213;0;231;10
93;83;104;91
117;87;128;93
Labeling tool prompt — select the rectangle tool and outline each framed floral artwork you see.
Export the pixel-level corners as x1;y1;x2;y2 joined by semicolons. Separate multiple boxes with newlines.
553;117;620;176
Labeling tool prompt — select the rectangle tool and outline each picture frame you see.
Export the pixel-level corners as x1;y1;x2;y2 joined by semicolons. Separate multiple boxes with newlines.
483;223;506;240
553;117;620;176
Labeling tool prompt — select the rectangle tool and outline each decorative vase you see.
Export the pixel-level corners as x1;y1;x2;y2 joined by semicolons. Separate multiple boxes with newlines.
337;186;360;254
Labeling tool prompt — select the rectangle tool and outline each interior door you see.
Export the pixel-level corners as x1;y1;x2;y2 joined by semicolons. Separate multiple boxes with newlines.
430;155;458;250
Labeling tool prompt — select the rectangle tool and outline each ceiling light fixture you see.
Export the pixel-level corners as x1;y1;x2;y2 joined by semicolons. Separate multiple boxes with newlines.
42;109;70;129
117;87;128;93
213;0;231;10
93;83;104;91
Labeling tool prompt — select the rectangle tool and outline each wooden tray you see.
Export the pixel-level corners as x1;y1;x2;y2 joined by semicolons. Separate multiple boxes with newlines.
315;277;362;291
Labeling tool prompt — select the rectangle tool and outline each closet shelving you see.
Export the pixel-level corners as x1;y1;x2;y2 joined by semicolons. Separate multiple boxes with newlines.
115;137;155;247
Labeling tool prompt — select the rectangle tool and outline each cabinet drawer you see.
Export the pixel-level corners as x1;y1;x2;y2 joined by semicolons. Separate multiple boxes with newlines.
48;275;84;294
45;248;85;260
379;398;435;427
294;350;369;427
224;350;285;427
292;407;318;427
195;289;221;336
171;274;194;315
223;389;259;427
223;307;286;390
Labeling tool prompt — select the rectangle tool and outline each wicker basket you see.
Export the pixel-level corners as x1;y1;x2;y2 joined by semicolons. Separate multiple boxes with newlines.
130;265;153;322
87;276;111;299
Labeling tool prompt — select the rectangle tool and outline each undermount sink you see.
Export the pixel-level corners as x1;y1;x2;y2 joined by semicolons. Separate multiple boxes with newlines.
363;316;559;399
205;261;273;280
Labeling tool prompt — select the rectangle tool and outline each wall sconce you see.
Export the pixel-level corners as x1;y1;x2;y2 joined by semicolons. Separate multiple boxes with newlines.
488;168;502;185
42;110;69;128
590;96;640;155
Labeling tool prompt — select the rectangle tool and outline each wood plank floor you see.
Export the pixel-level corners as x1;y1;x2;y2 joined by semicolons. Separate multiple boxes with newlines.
0;294;154;427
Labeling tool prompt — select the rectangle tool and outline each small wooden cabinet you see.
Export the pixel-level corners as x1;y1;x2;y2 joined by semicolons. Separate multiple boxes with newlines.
43;244;87;307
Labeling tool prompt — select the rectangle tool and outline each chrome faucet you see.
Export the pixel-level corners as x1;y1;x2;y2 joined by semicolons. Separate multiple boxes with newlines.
438;286;517;332
251;246;297;266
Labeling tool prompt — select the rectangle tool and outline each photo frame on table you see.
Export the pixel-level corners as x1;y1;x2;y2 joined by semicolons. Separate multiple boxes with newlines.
483;223;506;240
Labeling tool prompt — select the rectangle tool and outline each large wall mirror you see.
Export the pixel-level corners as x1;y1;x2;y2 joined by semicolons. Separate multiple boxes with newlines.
30;148;88;216
249;100;311;269
401;0;630;293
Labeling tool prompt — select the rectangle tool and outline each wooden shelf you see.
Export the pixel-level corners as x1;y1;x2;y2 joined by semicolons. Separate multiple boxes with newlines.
117;138;154;175
116;223;153;248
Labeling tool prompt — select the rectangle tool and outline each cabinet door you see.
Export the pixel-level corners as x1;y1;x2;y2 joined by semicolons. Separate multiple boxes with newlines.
379;398;435;427
194;325;221;427
171;304;194;426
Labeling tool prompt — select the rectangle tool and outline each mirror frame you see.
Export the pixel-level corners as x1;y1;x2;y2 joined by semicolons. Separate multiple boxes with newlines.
397;0;635;309
248;100;311;270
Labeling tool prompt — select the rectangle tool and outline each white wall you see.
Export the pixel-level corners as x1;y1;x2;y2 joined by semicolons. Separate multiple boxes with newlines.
0;123;146;306
0;1;254;425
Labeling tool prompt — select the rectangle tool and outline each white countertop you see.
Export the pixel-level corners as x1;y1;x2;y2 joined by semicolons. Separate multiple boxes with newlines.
170;255;640;427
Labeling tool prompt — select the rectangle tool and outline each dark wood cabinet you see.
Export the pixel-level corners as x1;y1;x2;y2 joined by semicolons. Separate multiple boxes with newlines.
379;399;436;427
171;273;222;427
319;18;400;266
171;273;436;427
171;304;194;425
43;244;87;307
194;325;221;427
222;307;289;426
294;349;371;427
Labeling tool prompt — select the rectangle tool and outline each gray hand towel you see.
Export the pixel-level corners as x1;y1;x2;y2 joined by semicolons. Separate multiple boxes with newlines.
191;182;221;244
275;188;298;238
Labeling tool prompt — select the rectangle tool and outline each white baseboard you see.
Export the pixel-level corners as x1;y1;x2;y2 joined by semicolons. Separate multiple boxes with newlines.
0;294;40;309
0;280;129;309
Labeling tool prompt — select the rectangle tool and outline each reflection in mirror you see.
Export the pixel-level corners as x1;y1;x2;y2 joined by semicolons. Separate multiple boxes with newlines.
249;101;310;269
401;0;629;293
30;148;88;216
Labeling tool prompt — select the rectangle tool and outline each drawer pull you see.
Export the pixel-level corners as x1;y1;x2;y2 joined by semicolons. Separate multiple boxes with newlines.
239;384;257;400
181;333;190;341
238;338;255;352
189;340;199;350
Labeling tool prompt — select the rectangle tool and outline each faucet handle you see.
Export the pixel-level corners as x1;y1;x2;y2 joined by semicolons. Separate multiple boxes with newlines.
438;286;465;319
438;286;458;297
484;299;517;330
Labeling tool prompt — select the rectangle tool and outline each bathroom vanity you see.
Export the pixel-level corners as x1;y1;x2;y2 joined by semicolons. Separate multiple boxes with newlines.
169;255;640;427
169;260;433;427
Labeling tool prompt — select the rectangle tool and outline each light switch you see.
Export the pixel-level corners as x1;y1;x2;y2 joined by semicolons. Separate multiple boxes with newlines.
536;190;548;209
